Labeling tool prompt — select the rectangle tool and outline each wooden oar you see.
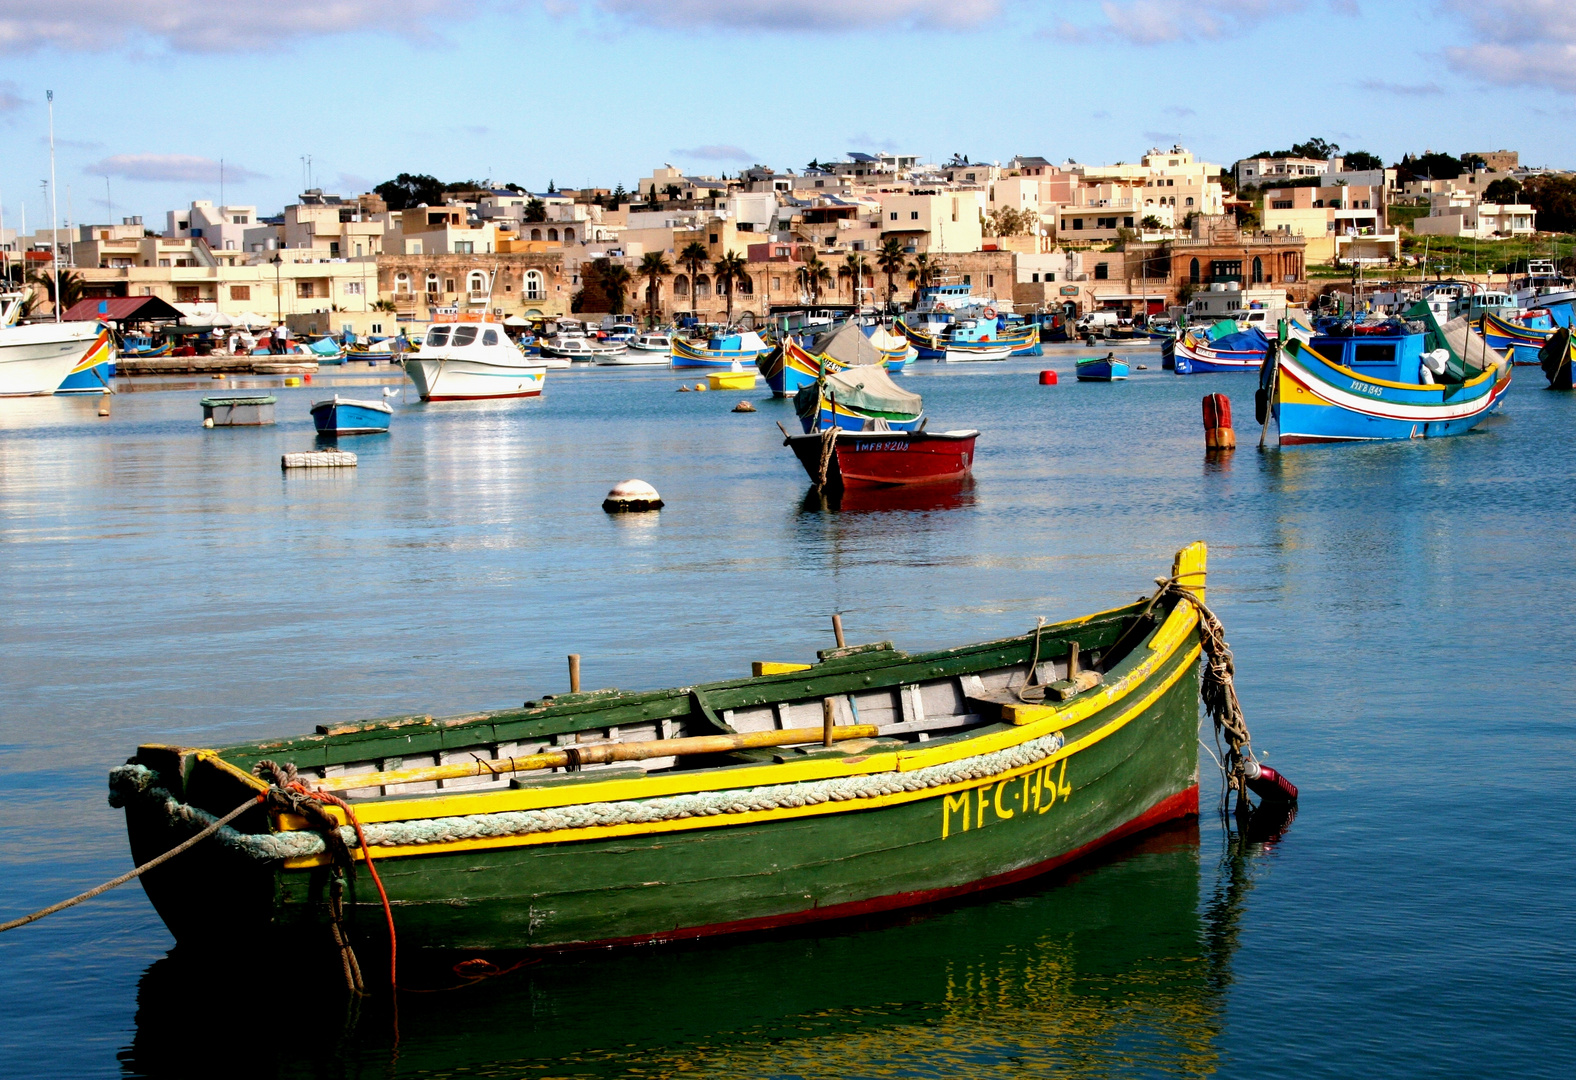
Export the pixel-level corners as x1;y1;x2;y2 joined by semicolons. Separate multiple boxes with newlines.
312;722;882;793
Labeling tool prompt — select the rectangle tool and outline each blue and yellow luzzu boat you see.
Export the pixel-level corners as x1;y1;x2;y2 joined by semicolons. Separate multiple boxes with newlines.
760;323;890;397
1265;306;1509;445
1481;310;1555;365
897;316;1040;360
55;325;115;394
670;330;771;369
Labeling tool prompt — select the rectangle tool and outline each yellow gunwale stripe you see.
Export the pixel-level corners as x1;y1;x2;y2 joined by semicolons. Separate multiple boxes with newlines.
296;604;1199;828
279;638;1202;869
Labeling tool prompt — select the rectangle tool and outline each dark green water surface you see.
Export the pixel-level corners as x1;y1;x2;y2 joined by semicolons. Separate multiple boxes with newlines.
1;352;1572;1077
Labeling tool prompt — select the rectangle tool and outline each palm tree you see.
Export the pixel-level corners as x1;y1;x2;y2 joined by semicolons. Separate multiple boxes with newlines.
905;252;943;300
841;253;869;307
679;241;709;317
638;251;671;327
596;259;634;316
876;238;908;308
797;254;832;305
712;250;749;326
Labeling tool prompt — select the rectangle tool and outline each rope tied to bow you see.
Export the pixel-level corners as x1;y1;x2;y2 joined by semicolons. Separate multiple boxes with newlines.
252;760;397;995
1146;574;1257;808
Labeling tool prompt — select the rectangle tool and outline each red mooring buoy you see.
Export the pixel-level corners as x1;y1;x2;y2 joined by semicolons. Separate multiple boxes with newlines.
1203;392;1236;449
1039;370;1058;385
1244;759;1298;803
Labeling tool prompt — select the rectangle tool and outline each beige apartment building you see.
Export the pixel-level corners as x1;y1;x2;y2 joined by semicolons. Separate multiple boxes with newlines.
879;191;985;253
1411;193;1536;238
1262;183;1399;262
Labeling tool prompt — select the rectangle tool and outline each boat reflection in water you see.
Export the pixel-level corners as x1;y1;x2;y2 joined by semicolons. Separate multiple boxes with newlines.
800;476;979;515
123;820;1284;1079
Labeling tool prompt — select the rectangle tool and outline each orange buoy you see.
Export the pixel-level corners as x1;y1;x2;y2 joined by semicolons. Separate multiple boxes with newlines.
1039;370;1058;385
1203;393;1236;449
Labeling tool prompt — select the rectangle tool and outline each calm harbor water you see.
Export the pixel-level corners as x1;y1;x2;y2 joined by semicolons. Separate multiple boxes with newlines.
1;352;1573;1078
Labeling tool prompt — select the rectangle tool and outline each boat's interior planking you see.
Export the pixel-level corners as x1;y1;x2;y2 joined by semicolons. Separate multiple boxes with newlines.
178;598;1172;806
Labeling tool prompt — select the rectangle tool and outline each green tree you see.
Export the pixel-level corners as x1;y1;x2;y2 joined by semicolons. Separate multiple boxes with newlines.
1141;214;1163;229
840;253;870;304
524;198;547;223
1343;150;1384;172
679;241;709;313
638;251;672;327
600;259;633;315
612;183;627;204
905;252;942;294
712;250;749;325
547;179;556;194
797;254;832;304
373;173;446;210
1483;178;1523;205
876;238;908;307
575;258;634;315
29;268;85;312
1523;175;1576;232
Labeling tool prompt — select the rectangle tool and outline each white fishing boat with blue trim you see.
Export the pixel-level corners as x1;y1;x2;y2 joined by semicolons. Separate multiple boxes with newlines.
405;314;547;401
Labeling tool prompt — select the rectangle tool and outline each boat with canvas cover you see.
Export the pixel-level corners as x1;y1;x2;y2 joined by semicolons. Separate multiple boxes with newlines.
0;292;103;397
108;543;1251;956
405;314;547;400
1539;327;1574;390
1263;304;1510;445
758;322;886;397
794;364;924;433
1168;323;1269;374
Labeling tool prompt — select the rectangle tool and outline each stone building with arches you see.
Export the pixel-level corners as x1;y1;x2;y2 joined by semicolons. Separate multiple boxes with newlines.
376;251;570;321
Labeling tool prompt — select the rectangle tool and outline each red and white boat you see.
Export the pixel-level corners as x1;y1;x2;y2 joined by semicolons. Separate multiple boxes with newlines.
786;428;979;488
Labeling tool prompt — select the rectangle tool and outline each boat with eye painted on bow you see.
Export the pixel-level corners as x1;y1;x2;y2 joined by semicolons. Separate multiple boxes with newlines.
109;544;1234;957
404;313;548;400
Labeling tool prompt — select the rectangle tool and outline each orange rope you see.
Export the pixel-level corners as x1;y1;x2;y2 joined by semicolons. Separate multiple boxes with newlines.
290;782;397;991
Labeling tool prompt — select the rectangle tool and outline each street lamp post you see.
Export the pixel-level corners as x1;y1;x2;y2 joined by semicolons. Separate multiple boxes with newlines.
271;252;282;326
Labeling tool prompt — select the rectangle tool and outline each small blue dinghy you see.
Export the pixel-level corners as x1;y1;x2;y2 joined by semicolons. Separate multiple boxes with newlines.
1075;353;1130;381
310;395;391;435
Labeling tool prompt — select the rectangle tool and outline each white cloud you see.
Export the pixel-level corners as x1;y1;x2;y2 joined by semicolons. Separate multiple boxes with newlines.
673;144;755;161
86;153;264;183
0;79;24;113
0;1;449;53
1442;0;1576;93
591;0;998;31
1095;0;1303;44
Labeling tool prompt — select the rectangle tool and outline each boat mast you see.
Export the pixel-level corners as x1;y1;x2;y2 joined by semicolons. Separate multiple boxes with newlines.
47;90;61;322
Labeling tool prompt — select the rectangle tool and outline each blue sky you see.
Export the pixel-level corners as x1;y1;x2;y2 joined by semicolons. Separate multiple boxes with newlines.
1;0;1571;231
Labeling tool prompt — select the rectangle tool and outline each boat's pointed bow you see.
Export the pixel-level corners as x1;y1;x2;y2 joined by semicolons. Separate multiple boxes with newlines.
1172;542;1207;603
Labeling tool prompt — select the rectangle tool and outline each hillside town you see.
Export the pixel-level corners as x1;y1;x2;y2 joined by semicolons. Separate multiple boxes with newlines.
1;143;1566;341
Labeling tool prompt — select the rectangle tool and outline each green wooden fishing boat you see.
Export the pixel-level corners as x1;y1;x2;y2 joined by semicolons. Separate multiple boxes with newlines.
111;544;1216;959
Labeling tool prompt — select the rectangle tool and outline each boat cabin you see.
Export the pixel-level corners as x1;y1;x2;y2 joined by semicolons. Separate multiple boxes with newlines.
1448;291;1516;321
1309;323;1430;384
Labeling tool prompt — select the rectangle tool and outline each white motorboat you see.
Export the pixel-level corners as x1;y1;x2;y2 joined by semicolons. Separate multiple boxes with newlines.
594;348;669;366
940;344;1013;362
541;335;628;361
629;332;672;352
0;294;103;397
404;317;547;400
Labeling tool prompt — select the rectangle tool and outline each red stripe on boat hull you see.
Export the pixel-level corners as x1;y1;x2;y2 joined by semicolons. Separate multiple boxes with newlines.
544;783;1200;953
421;390;543;401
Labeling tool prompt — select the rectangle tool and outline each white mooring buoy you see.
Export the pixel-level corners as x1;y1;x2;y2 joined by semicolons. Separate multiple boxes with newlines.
602;479;663;513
